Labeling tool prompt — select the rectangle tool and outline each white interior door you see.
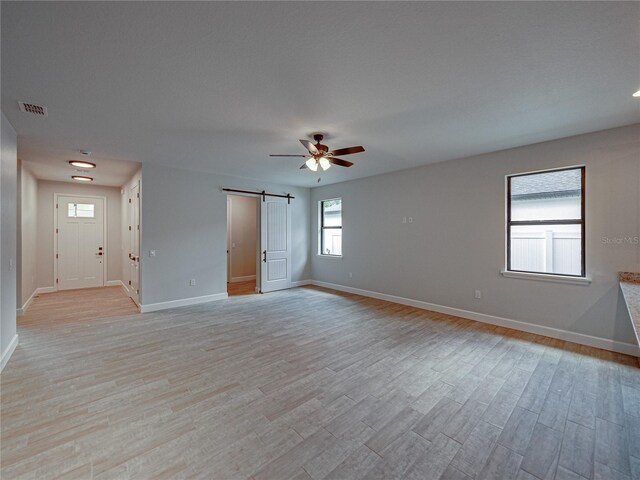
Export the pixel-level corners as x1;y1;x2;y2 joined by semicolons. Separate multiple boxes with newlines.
57;196;105;290
227;197;231;283
260;196;291;293
129;182;140;305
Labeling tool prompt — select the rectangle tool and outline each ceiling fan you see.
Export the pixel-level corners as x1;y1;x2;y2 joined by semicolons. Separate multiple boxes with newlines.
270;133;364;172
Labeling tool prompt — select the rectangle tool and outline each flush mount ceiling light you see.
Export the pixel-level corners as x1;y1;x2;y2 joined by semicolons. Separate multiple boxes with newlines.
72;175;93;182
69;160;96;169
633;90;640;98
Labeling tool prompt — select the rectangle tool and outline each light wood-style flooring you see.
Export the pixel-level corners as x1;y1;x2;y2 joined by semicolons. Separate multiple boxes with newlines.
19;286;139;328
228;280;257;297
2;286;639;479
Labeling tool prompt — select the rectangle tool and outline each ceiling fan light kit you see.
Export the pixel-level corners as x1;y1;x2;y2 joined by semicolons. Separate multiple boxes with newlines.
270;132;365;174
319;157;331;170
306;158;318;171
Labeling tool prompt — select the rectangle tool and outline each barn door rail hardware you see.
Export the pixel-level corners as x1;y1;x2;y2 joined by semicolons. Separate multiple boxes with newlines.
222;188;295;204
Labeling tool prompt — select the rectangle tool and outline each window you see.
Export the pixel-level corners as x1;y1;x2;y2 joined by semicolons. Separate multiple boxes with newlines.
320;198;342;256
67;202;95;218
507;166;585;277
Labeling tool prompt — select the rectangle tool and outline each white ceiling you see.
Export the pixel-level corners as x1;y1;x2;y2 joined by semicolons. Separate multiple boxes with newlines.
21;157;140;188
2;2;639;188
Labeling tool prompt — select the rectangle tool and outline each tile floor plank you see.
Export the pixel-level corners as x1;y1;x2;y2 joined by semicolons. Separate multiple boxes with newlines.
2;285;638;479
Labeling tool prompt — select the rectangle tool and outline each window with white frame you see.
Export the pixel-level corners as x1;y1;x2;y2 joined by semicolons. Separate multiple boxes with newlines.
67;202;95;218
320;198;342;256
507;166;585;277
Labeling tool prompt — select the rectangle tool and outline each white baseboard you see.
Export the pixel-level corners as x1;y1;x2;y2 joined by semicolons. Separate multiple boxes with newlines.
140;292;228;313
36;286;55;294
17;288;38;316
230;275;256;283
291;279;313;288
310;280;640;357
105;279;129;295
1;334;19;372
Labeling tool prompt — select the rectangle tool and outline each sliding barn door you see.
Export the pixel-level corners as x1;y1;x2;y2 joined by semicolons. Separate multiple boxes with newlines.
260;196;291;293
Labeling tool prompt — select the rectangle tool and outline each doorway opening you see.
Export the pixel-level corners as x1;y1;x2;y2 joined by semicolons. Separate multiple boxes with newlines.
227;194;259;296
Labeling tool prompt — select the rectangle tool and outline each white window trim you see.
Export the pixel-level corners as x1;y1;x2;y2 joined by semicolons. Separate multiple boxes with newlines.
318;197;343;257
316;254;343;260
504;165;587;280
500;269;592;285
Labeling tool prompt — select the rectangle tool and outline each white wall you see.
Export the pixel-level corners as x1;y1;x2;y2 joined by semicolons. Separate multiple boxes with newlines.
17;161;38;310
228;194;257;281
140;163;311;307
311;124;640;348
1;112;18;368
36;181;122;289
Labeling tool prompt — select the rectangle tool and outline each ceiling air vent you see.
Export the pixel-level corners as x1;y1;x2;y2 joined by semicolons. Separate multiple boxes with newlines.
18;101;48;117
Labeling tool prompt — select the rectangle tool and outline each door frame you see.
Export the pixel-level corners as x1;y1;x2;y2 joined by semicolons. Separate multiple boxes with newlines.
226;193;260;292
53;193;108;291
127;180;141;305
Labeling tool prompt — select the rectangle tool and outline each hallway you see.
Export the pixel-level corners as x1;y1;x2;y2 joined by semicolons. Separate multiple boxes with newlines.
20;286;139;328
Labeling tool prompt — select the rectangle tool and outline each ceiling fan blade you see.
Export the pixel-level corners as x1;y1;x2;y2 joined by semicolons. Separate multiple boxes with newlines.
328;146;364;157
269;154;310;157
299;139;319;155
328;157;354;168
299;163;308;169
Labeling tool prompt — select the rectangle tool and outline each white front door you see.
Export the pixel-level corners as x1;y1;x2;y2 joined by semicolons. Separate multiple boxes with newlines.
57;196;105;290
260;196;291;293
129;182;140;305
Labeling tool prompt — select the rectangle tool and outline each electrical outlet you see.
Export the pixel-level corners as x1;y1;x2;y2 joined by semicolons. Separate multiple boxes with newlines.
190;279;196;286
475;290;482;299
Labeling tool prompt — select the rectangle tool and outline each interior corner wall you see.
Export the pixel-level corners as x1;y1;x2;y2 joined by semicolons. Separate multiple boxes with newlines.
311;124;640;348
17;161;38;309
139;163;311;306
36;181;123;289
1;112;18;363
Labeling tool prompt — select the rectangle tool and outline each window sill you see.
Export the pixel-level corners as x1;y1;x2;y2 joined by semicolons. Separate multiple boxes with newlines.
500;270;592;285
317;254;343;260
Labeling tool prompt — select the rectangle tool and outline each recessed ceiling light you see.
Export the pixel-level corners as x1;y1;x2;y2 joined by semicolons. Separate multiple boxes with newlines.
69;160;96;169
72;175;93;182
633;90;640;98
